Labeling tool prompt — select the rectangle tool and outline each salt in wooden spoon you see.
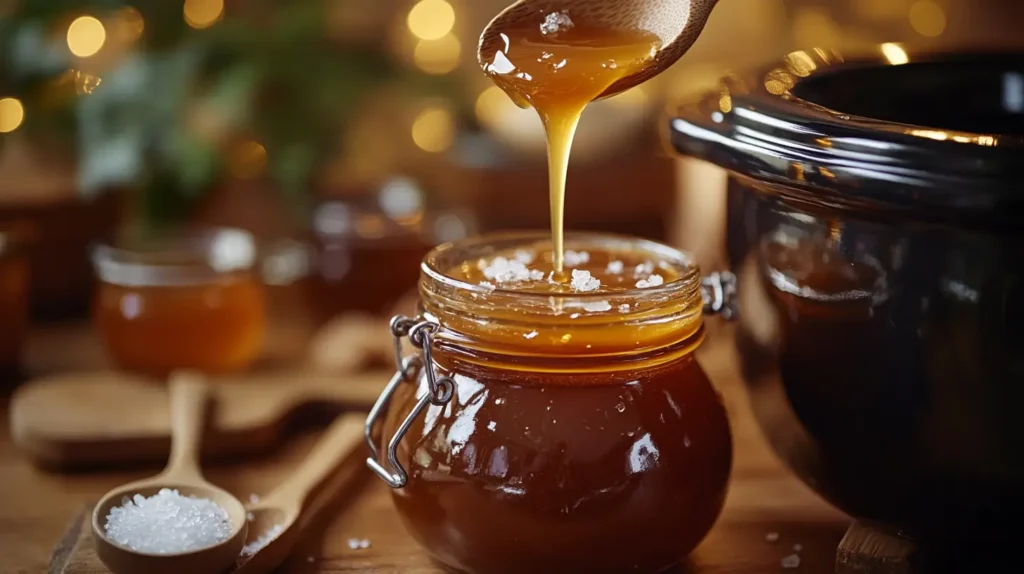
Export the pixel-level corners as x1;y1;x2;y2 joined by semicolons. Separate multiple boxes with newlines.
231;413;366;574
91;372;248;574
478;0;719;100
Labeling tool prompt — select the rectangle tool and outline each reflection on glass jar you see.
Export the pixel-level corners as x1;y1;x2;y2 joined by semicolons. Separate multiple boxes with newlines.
0;227;30;383
91;228;265;377
368;233;732;574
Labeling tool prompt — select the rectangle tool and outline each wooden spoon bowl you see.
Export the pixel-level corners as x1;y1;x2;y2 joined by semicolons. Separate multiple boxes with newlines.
91;373;248;574
478;0;719;99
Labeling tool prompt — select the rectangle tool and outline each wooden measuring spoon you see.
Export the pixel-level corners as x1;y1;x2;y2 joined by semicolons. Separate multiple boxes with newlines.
478;0;719;100
232;413;366;574
91;372;248;574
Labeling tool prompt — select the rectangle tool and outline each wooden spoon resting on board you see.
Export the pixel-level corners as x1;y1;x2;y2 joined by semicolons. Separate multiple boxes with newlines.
231;414;366;574
10;370;390;469
91;373;248;574
478;0;720;100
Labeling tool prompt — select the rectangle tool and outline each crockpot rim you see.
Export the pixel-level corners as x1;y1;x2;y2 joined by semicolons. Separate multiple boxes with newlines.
667;47;1024;226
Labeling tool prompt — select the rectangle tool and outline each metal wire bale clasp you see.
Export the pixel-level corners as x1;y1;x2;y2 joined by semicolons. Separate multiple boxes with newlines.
364;315;455;488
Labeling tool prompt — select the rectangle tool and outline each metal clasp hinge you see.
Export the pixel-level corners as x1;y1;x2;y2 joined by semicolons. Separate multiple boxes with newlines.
702;271;738;320
364;315;455;488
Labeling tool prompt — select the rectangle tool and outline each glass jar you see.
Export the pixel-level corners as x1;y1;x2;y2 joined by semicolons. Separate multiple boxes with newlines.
0;226;30;383
91;228;265;377
365;232;733;574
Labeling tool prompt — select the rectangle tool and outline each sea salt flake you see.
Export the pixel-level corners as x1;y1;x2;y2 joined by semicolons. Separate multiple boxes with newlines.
529;269;545;281
765;532;780;543
636;274;664;289
633;261;655;277
540;11;574;35
514;249;534;264
241;523;284;556
781;553;801;569
103;488;233;555
246;512;255;522
618;303;631;313
582;300;612;312
564;250;590;267
570;313;581;319
479;281;495;290
482;257;536;283
606;260;624;274
570;269;600;292
524;331;538;339
487;421;497;431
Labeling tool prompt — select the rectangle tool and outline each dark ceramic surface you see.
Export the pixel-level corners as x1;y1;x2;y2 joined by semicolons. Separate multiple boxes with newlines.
668;48;1024;537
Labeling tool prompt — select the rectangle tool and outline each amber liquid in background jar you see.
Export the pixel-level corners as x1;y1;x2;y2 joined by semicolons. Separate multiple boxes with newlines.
0;232;30;382
92;229;265;377
380;233;732;574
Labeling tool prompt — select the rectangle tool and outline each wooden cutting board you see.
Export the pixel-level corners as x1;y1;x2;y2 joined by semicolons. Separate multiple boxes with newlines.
10;370;390;469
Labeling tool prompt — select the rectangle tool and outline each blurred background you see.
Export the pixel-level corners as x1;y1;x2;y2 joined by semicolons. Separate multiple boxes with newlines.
2;0;1024;377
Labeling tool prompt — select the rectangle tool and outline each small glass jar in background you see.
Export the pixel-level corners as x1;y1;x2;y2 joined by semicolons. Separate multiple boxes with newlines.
308;177;475;325
0;226;30;383
91;227;266;378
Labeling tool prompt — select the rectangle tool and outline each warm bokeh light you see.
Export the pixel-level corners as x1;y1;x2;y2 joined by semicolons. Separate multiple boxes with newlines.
184;0;224;30
67;16;106;58
411;107;455;153
407;0;455;41
792;8;841;48
112;6;145;42
475;86;513;125
0;98;25;133
881;42;910;65
909;0;946;37
414;33;461;75
228;140;267;179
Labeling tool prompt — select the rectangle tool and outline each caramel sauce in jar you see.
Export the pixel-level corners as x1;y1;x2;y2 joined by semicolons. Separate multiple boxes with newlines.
380;233;732;574
91;228;265;377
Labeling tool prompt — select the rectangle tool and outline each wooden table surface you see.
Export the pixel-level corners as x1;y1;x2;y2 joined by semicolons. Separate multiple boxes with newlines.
1;321;851;574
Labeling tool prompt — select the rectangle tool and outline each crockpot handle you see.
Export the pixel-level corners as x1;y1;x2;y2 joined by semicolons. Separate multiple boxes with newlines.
701;271;738;320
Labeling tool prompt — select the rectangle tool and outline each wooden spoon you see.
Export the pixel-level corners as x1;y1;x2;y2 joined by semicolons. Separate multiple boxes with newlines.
478;0;719;100
91;372;248;574
232;413;366;574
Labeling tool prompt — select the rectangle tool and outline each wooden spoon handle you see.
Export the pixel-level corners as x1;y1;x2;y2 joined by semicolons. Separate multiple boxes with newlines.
163;371;210;480
262;413;365;510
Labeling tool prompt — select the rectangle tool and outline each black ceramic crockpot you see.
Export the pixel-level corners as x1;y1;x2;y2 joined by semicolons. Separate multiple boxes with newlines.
668;48;1024;541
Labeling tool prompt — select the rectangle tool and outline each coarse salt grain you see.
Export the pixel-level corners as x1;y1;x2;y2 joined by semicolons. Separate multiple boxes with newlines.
479;281;495;290
524;331;538;339
582;300;612;312
636;274;664;289
482;257;537;283
570;269;600;292
618;303;630;313
240;523;284;556
765;532;779;543
564;250;590;267
514;249;534;264
540;11;574;35
570;313;581;319
487;421;497;431
634;261;654;277
347;538;372;550
605;260;624;274
103;488;233;555
781;553;801;569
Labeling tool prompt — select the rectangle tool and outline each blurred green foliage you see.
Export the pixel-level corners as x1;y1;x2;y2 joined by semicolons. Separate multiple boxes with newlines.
0;0;458;223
